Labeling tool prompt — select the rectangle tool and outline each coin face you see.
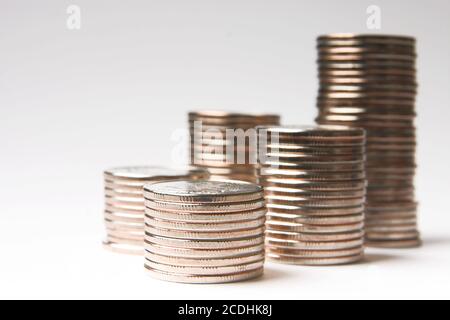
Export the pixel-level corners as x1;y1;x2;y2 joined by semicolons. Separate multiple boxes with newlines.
144;180;263;202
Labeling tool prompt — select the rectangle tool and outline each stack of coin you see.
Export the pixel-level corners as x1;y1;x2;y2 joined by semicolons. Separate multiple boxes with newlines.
189;111;280;183
257;126;366;265
144;180;266;284
315;34;421;248
103;166;208;255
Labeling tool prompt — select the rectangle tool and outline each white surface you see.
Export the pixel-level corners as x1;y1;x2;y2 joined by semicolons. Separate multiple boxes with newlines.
1;0;450;299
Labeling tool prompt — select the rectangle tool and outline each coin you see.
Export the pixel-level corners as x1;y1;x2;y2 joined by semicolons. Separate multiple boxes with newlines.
145;251;265;267
145;265;264;284
266;220;364;234
266;238;364;250
267;252;364;266
145;225;265;240
102;166;209;255
267;246;363;258
145;199;266;213
266;229;364;242
316;34;420;248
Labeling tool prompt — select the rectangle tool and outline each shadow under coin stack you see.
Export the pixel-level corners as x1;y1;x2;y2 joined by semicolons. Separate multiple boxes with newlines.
144;180;266;284
257;126;366;265
315;34;421;248
189;111;280;183
103;166;208;255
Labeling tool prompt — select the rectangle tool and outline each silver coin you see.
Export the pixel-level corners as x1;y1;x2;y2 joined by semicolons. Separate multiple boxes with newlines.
266;229;364;242
266;237;364;250
145;265;264;284
145;241;265;258
365;231;420;241
267;213;364;225
266;220;364;234
106;235;143;246
144;180;262;203
267;252;364;265
264;196;365;207
103;241;143;256
145;207;267;223
267;203;365;216
263;186;366;199
145;234;265;249
145;199;266;213
104;166;208;181
144;216;266;232
145;251;265;267
365;239;421;249
267;246;364;258
145;226;265;240
145;258;264;276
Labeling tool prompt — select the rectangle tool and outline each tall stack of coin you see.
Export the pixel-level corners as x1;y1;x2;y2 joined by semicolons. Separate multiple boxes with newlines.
257;126;366;265
103;166;208;255
315;34;420;248
189;111;280;183
144;180;266;284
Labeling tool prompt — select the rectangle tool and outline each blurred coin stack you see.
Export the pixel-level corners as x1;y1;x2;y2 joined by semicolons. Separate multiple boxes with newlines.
189;111;280;183
103;166;208;255
315;34;421;248
257;126;366;265
144;180;266;283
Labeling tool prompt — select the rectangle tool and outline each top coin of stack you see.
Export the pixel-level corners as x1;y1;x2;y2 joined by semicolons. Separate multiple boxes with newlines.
103;166;209;255
144;180;267;284
257;125;366;265
315;34;420;248
189;111;281;183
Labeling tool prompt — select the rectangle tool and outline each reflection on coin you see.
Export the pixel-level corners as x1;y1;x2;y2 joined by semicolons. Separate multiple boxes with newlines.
267;252;364;266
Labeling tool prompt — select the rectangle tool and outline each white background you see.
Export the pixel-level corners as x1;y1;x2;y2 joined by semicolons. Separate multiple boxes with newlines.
1;0;449;299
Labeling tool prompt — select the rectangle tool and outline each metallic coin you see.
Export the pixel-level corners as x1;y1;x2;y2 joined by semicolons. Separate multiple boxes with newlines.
318;46;415;55
257;125;365;138
104;187;143;198
105;195;144;207
145;199;266;213
259;162;365;172
145;241;265;259
104;219;143;232
145;226;265;240
105;203;144;214
144;216;266;232
106;235;142;246
106;229;143;240
189;110;280;122
267;203;365;216
266;237;364;250
264;186;366;199
365;239;421;249
104;166;208;182
267;246;363;258
145;258;264;276
365;231;420;241
144;180;262;203
145;265;264;284
260;178;366;191
267;252;364;265
264;144;365;155
104;211;143;223
258;168;365;181
145;250;265;267
267;212;364;225
145;207;267;223
265;196;365;207
266;220;364;234
266;229;364;242
365;224;418;232
103;241;143;256
145;234;265;249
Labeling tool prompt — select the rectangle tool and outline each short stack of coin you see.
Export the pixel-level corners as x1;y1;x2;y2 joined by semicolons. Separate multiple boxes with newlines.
315;34;421;248
103;166;208;255
257;126;366;265
144;180;266;284
189;111;280;183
